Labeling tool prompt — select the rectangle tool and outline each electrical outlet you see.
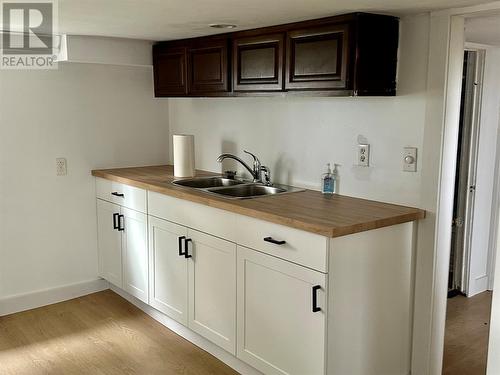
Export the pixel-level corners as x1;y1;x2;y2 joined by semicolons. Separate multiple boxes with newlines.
358;144;370;167
56;158;67;176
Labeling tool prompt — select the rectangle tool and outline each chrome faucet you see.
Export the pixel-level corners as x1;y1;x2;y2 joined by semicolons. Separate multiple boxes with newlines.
217;150;272;185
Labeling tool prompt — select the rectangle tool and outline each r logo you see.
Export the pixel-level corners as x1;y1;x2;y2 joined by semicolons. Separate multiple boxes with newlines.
2;2;53;54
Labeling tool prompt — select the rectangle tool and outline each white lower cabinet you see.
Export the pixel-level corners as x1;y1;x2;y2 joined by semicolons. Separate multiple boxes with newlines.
96;199;149;303
97;200;123;287
96;181;414;375
188;229;236;354
149;216;189;325
121;207;148;303
149;216;237;354
237;245;327;375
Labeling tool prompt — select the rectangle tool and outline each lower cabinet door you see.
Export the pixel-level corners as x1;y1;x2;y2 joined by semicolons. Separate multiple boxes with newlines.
97;199;123;288
237;245;327;375
187;229;236;354
149;216;189;325
121;207;149;303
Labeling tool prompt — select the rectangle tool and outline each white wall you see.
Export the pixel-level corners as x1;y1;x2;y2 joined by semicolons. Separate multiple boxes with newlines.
488;217;500;375
468;46;500;296
168;14;429;207
0;62;169;300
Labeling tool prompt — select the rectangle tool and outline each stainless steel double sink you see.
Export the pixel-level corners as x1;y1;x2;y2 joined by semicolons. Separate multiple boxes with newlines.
172;176;304;199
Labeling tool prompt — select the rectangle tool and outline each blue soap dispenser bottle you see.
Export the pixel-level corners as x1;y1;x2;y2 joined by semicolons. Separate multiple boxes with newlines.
322;163;334;195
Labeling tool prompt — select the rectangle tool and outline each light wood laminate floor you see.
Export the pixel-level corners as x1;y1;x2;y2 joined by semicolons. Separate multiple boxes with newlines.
0;290;239;375
443;291;492;375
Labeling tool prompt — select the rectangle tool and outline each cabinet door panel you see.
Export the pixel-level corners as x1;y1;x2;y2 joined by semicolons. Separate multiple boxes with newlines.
233;33;284;91
122;207;148;303
97;199;122;288
286;23;350;90
187;229;236;354
149;216;189;325
237;246;327;375
153;46;188;96
188;38;229;94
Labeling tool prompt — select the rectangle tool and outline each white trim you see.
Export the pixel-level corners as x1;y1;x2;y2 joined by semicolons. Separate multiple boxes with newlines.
433;1;500;16
0;278;109;317
109;285;262;375
417;2;500;375
429;16;466;375
465;42;499;50
487;109;500;291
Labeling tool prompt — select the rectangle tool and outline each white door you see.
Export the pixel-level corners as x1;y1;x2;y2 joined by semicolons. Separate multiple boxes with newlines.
122;207;149;303
237;245;327;375
187;229;236;354
97;199;123;288
149;216;189;325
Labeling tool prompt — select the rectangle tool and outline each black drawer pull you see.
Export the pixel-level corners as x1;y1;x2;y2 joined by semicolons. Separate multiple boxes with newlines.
184;238;193;258
178;236;186;256
312;285;321;313
264;237;286;245
111;192;124;198
113;213;119;230
118;214;125;231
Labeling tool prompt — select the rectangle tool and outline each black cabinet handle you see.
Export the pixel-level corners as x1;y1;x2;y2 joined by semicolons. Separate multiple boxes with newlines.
312;285;321;313
184;238;192;258
178;236;186;256
264;237;286;245
113;213;119;230
118;214;125;231
111;192;124;198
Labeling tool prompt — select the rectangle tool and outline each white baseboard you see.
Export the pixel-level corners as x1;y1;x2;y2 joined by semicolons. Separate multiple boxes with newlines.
0;278;109;316
110;285;262;375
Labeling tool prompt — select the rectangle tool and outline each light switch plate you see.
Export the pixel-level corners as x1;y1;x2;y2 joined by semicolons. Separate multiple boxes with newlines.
403;147;417;172
358;144;370;167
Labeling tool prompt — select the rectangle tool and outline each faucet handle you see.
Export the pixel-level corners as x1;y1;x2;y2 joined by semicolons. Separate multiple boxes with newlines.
261;165;272;186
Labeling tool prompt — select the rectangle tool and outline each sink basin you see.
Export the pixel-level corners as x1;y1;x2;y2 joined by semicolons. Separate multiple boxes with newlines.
173;177;245;189
172;176;304;199
207;184;287;198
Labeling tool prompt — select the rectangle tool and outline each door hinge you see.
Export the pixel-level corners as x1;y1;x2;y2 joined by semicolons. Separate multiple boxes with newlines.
453;217;464;227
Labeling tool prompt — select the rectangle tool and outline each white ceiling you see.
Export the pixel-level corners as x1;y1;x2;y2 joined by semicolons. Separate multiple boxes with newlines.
54;0;490;41
465;14;500;46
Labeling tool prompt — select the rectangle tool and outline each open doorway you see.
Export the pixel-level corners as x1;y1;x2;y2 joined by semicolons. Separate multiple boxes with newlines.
443;14;500;375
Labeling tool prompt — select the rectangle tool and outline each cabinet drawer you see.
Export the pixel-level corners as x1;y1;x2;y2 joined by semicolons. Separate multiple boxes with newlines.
148;191;238;242
96;177;147;213
236;215;328;272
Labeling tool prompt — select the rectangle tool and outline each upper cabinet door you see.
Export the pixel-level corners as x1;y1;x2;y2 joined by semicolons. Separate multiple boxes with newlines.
188;37;230;94
232;33;284;92
153;45;188;97
285;23;350;90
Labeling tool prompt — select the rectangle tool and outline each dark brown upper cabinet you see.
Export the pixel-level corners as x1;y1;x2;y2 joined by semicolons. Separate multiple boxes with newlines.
188;36;230;95
352;13;399;96
153;12;399;97
285;24;350;91
232;33;284;92
153;45;188;96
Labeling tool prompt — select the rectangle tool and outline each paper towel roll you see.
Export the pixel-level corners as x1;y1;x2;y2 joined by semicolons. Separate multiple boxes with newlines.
173;134;195;177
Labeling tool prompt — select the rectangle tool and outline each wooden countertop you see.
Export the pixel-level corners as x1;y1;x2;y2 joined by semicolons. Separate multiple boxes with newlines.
92;165;425;238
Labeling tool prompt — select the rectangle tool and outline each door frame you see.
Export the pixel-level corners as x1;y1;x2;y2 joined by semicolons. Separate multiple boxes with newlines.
412;3;500;375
